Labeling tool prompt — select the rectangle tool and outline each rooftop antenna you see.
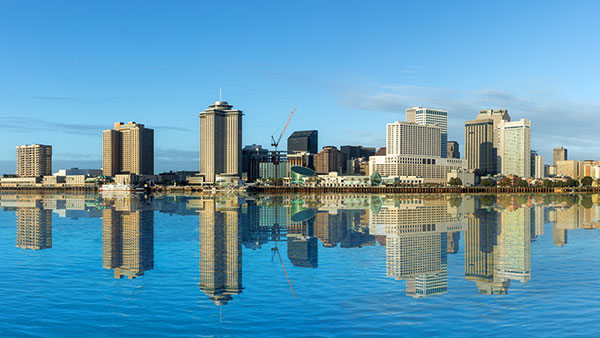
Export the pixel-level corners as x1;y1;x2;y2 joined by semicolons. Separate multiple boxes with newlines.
219;88;222;101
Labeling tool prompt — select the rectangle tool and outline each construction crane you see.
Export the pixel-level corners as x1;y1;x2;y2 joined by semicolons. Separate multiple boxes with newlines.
270;108;296;176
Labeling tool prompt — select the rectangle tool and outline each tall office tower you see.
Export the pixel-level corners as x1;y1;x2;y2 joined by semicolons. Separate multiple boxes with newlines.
477;109;511;172
241;144;270;182
406;107;449;157
499;119;531;177
447;141;460;159
386;121;441;157
198;198;242;305
102;122;154;176
314;146;345;174
199;101;243;184
530;150;537;177
16;205;52;250
287;130;318;154
553;146;568;166
465;119;495;173
535;155;545;178
340;145;376;160
102;198;154;279
16;144;52;177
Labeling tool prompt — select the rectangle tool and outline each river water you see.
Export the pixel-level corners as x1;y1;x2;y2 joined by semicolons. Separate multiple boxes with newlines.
1;193;599;337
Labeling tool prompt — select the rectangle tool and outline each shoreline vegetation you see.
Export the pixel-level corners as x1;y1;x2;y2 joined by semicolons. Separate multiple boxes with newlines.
1;185;600;194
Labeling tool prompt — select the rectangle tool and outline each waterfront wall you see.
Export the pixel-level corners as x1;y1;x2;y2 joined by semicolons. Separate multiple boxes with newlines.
249;186;600;194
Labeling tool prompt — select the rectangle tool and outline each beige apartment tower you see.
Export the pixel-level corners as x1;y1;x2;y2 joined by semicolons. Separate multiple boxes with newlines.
16;144;52;177
465;119;495;174
464;109;510;174
553;147;567;166
199;101;243;184
102;122;154;176
386;121;441;157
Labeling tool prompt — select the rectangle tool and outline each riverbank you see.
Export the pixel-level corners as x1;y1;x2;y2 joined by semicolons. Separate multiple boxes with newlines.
248;186;600;194
3;185;600;195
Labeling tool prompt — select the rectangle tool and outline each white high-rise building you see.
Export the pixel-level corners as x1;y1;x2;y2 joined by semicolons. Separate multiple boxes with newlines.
499;119;531;177
406;107;448;157
386;121;441;157
534;155;545;178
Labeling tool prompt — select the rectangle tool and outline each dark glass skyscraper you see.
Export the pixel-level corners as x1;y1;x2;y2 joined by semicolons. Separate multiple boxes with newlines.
287;130;318;154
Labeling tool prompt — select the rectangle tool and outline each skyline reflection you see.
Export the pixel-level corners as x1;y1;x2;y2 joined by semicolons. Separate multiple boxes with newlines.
2;193;600;302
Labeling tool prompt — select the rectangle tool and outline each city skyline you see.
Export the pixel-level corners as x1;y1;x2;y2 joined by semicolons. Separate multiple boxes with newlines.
1;2;600;174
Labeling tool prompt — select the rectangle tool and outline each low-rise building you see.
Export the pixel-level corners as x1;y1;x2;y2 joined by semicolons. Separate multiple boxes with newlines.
54;168;102;177
369;154;467;185
0;177;41;187
66;175;86;186
43;176;66;185
447;169;476;186
556;160;582;179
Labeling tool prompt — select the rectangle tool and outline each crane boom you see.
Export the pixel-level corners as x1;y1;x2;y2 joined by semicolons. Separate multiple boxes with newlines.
272;107;296;147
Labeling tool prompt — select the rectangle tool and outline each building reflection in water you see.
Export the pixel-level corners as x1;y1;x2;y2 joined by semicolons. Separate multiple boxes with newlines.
16;200;52;250
102;196;154;279
371;197;467;298
197;197;242;306
287;199;318;268
5;192;600;299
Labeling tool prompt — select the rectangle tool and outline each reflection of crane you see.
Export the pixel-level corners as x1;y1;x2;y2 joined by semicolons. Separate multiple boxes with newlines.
270;107;296;177
271;243;296;298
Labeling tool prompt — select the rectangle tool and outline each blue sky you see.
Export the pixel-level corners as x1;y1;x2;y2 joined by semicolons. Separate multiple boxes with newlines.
1;0;599;174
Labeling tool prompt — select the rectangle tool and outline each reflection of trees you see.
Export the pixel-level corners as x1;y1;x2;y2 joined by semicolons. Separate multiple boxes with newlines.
448;196;462;208
479;195;495;207
580;195;593;209
548;194;579;206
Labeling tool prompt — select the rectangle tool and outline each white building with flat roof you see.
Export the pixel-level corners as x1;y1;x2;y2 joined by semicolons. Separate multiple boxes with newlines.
386;121;441;157
406;107;448;158
499;119;531;177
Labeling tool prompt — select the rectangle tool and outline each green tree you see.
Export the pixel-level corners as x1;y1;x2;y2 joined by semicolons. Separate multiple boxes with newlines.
480;179;495;187
448;177;462;186
543;179;554;188
581;176;593;187
499;177;512;187
516;180;529;188
565;178;579;187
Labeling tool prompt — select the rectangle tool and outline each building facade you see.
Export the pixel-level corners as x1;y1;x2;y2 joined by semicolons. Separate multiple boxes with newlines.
447;141;460;159
369;155;467;185
553;146;567;166
287;130;318;154
386;121;441;157
556;160;582;179
199;101;243;184
198;198;242;305
314;146;345;174
406;107;448;157
534;155;545;178
16;144;52;177
499;119;531;178
102;122;154;176
241;144;270;182
464;119;495;174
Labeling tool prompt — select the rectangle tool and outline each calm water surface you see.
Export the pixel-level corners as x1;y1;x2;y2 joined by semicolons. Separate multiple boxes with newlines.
1;193;599;337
